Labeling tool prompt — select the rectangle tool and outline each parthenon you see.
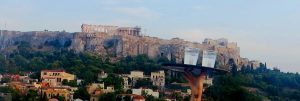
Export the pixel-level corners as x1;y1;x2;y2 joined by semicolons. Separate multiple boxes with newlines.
81;24;141;36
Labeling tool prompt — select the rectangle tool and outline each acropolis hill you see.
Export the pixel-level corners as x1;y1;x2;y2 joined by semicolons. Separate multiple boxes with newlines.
0;24;261;69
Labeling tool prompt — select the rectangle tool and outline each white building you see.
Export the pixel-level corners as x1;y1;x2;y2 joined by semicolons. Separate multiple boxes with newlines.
150;70;165;87
122;76;131;90
129;71;145;87
97;70;108;82
129;71;144;78
132;88;159;98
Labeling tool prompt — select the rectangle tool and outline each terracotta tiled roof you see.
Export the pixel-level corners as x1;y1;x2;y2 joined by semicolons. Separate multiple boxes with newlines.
133;95;145;100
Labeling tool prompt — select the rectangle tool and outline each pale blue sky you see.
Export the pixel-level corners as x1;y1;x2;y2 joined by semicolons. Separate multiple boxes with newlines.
0;0;299;72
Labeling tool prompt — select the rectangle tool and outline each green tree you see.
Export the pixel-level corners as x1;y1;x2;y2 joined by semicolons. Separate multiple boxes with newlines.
24;90;39;101
124;95;132;101
56;95;65;101
102;74;124;91
62;80;77;87
29;57;46;71
157;56;169;64
51;61;62;69
0;55;6;71
14;55;29;68
134;78;152;88
41;92;48;101
228;58;237;75
1;77;10;83
0;87;22;101
74;87;90;100
99;93;116;101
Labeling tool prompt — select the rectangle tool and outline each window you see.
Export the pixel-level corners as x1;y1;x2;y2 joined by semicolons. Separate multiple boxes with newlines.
57;78;61;82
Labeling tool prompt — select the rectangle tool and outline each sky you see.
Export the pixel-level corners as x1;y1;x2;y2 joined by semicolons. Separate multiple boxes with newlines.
0;0;299;73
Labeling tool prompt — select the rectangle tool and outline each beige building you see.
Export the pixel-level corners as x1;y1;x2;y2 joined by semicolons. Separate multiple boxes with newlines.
41;87;73;101
90;88;101;101
41;70;76;87
122;76;131;90
87;83;115;101
129;71;144;78
150;70;165;87
128;71;145;87
9;81;36;95
87;83;105;94
132;88;159;98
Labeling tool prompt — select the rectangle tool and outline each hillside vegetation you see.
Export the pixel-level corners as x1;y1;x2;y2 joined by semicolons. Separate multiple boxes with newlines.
204;64;300;101
0;42;300;101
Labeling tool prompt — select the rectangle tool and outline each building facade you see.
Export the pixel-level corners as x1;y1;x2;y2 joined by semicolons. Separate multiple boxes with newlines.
40;70;76;87
150;70;165;87
132;88;159;98
41;87;73;101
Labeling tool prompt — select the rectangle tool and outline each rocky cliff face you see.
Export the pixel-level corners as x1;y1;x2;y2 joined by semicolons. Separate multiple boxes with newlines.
0;29;253;68
0;30;73;54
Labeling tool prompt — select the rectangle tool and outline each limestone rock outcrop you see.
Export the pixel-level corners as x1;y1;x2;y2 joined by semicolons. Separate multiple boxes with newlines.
0;24;259;68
